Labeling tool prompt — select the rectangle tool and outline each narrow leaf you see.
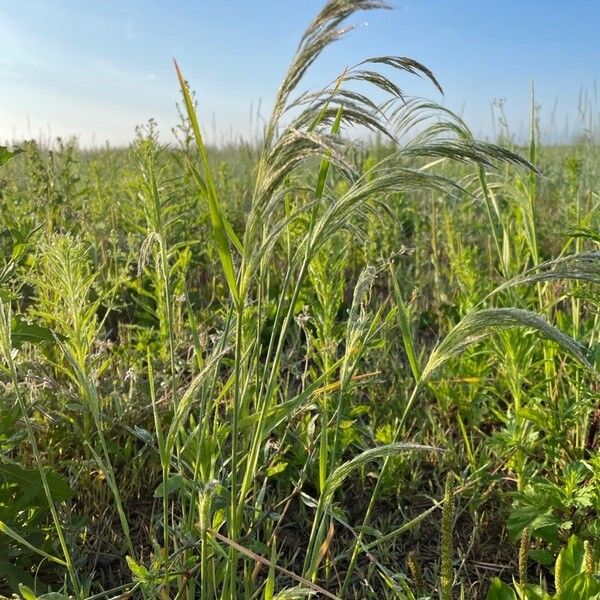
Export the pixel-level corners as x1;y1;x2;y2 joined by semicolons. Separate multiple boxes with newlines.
0;520;67;566
174;60;240;306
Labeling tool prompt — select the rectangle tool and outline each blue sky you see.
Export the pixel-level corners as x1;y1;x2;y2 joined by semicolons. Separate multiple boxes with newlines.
1;1;598;147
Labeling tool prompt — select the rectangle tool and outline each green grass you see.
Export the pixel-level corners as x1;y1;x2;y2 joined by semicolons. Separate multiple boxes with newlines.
0;1;599;598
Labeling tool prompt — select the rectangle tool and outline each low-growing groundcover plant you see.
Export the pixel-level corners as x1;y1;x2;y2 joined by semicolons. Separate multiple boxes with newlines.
1;0;599;598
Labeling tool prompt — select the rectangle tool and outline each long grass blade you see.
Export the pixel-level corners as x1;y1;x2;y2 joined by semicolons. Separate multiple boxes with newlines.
175;60;240;306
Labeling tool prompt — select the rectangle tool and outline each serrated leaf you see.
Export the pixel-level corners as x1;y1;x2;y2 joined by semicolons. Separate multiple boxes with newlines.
126;555;149;580
529;513;563;543
507;505;541;541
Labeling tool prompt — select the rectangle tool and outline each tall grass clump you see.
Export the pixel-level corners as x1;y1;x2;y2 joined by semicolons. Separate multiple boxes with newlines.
168;1;539;597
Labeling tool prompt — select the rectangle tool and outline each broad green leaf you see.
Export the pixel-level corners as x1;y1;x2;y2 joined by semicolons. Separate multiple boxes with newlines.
126;555;150;580
529;513;565;544
556;535;585;588
18;588;68;600
0;146;23;167
0;463;72;503
11;316;65;349
507;506;540;541
486;578;517;600
558;572;600;599
521;584;551;599
528;548;555;565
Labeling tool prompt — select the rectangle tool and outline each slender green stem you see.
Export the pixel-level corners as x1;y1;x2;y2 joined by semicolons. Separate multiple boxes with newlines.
340;383;421;596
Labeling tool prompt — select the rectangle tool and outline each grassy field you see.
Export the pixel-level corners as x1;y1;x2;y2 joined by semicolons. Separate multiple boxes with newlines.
1;1;599;599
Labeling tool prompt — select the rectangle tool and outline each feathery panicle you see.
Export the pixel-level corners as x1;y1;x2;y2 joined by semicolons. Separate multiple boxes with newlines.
421;307;591;382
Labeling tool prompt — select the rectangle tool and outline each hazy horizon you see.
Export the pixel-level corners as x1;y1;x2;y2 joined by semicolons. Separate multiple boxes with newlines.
1;1;598;148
